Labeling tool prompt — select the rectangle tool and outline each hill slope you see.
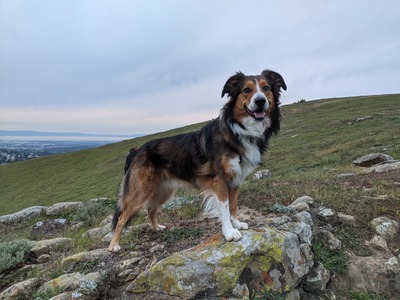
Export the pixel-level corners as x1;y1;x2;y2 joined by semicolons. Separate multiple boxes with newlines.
1;94;399;221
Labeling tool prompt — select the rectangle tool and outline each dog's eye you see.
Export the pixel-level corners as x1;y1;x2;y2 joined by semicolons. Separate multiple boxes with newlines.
242;87;251;94
262;86;270;92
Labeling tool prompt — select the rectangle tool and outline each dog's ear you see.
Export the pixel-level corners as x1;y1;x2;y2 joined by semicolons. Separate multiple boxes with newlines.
261;70;287;92
221;71;245;98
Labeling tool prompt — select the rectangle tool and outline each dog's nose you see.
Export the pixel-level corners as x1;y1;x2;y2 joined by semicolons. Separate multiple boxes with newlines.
255;97;266;107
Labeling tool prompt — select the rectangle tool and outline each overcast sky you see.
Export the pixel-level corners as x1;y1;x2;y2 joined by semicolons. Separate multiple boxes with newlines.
1;0;399;135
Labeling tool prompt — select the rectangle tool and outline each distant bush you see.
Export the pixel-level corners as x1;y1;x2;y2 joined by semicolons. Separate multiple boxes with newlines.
72;199;115;227
0;239;33;273
296;99;307;104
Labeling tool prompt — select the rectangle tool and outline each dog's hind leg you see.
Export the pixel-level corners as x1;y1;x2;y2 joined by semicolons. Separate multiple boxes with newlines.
148;207;167;231
108;196;143;252
147;181;175;231
108;172;147;252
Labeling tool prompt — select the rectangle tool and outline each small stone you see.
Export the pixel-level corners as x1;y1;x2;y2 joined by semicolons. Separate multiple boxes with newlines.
356;116;372;122
337;173;355;178
317;207;336;220
117;269;141;282
317;230;341;252
288;202;310;212
232;283;250;299
118;257;142;271
83;224;111;240
337;212;356;227
253;169;272;179
293;212;313;226
278;222;313;245
150;244;165;253
35;221;44;227
54;218;67;225
384;257;399;269
352;153;393;167
291;196;314;206
37;254;52;263
370;216;400;241
302;262;330;293
368;235;389;252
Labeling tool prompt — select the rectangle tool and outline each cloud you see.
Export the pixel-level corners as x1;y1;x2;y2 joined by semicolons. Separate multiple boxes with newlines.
1;0;399;134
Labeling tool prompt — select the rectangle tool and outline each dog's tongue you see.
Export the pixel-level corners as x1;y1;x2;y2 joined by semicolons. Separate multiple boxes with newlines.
254;111;265;119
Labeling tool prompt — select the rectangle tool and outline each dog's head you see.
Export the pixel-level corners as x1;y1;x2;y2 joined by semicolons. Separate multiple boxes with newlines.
221;70;286;134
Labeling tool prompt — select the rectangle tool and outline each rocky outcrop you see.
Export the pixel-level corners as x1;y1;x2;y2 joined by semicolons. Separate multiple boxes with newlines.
30;237;74;257
368;161;400;173
352;153;400;174
0;206;46;225
62;248;110;272
352;153;393;167
126;225;313;298
0;201;84;225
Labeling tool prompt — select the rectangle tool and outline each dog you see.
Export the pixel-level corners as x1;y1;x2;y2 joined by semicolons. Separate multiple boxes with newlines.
108;70;286;252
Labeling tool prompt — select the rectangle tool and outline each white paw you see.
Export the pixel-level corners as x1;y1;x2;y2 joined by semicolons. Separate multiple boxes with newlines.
155;224;166;231
109;244;121;252
231;218;249;230
223;227;242;241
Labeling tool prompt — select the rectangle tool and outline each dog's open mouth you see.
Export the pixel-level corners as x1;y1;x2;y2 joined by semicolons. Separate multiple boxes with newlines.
244;105;266;121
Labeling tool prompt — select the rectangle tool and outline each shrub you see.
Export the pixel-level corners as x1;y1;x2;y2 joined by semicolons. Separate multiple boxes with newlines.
0;239;33;273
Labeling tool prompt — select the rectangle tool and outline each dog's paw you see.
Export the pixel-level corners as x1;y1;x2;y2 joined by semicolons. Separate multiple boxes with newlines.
155;224;166;231
231;218;249;230
108;244;121;252
223;228;242;241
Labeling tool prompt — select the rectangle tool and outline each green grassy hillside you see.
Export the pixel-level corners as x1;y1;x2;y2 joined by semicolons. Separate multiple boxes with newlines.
1;94;399;223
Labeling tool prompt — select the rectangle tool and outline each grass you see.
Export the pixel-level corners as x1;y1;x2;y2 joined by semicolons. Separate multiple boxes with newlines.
0;94;399;227
312;241;349;275
161;227;204;246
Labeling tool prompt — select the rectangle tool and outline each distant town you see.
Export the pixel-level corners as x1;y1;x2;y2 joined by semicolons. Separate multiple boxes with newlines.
0;130;143;164
0;140;112;164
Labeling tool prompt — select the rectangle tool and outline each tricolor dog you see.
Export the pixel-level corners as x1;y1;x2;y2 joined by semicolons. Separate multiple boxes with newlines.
109;70;286;252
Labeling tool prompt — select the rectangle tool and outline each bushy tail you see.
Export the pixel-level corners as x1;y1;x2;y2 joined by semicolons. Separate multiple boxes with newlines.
111;205;121;233
112;147;140;232
124;147;139;173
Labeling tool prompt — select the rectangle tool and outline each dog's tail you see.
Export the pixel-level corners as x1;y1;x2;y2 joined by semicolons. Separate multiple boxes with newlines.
124;147;140;173
112;147;140;232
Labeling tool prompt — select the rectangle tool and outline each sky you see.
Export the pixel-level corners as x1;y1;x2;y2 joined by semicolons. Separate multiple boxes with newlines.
1;0;399;135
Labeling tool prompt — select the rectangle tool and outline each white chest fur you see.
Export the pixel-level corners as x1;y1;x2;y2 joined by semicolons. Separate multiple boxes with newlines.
228;117;268;187
229;137;262;187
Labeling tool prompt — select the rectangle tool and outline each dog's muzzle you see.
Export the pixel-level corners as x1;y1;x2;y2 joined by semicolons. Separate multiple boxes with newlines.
244;97;268;121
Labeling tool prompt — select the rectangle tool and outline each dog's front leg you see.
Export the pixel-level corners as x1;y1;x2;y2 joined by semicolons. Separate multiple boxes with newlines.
228;187;249;230
203;177;242;241
217;198;242;241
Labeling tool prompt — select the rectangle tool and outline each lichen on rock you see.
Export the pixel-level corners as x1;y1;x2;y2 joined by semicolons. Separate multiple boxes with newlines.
126;226;313;298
